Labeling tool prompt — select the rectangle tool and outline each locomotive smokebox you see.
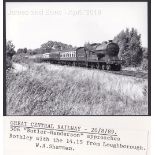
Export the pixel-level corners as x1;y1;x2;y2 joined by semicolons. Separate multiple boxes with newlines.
106;42;119;56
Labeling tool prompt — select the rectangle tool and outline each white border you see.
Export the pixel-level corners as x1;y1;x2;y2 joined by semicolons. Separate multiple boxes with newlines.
0;1;153;155
151;0;154;155
0;0;4;154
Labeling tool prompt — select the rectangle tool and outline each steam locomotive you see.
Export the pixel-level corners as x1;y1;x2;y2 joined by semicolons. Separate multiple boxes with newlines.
40;40;122;71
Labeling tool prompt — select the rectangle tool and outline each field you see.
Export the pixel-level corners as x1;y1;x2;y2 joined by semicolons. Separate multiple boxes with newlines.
6;62;148;115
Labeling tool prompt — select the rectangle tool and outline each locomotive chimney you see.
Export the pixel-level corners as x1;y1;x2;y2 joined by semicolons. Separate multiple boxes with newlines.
109;40;113;43
104;41;108;44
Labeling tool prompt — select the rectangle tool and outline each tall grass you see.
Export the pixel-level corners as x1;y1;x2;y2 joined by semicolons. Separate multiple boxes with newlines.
6;63;148;115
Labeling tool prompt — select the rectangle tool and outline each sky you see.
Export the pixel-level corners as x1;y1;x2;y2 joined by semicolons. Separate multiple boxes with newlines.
6;2;148;50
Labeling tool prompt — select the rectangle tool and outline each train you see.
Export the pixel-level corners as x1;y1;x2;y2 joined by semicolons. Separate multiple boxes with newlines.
40;40;122;71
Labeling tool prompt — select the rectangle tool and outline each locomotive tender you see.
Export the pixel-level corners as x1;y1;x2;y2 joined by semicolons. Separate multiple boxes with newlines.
41;40;122;71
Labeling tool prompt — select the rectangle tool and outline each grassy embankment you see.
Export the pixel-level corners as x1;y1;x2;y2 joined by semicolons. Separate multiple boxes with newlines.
6;61;148;115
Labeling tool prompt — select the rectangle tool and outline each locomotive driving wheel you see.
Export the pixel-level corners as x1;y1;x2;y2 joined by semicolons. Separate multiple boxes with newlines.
85;62;90;68
96;63;101;70
101;64;106;70
73;62;76;67
116;64;121;71
91;63;95;69
106;64;112;71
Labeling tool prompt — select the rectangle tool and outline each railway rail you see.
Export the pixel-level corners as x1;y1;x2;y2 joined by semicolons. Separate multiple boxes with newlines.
47;61;148;79
104;69;148;79
30;56;147;79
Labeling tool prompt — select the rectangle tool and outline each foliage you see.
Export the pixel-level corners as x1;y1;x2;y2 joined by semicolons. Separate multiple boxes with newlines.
17;48;27;54
40;41;75;53
12;53;29;64
29;48;43;55
27;41;75;55
6;41;16;69
141;47;148;70
6;41;15;57
113;28;143;67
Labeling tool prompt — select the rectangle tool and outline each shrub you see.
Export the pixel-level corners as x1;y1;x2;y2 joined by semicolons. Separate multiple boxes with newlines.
6;41;16;69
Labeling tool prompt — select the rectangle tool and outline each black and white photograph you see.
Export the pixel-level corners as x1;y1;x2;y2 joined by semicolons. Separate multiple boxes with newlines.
5;1;150;116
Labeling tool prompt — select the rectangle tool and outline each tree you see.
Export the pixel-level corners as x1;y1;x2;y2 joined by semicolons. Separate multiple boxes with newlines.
17;48;27;54
6;40;15;57
40;41;74;53
6;41;16;69
113;28;143;67
41;41;54;53
27;49;33;55
141;47;148;70
31;48;43;55
84;42;91;50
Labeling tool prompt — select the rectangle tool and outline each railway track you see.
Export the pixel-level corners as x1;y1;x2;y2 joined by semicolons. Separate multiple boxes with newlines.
48;61;148;79
104;69;148;79
54;63;148;79
30;57;148;79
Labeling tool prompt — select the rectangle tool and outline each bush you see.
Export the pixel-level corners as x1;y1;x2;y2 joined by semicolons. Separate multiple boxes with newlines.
141;59;148;70
141;47;148;70
6;41;16;69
